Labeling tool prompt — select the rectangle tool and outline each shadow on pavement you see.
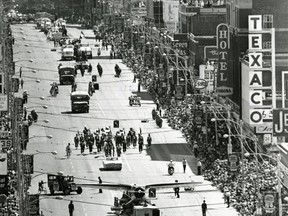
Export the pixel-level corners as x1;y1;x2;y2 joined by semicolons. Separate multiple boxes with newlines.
131;91;154;101
147;143;198;175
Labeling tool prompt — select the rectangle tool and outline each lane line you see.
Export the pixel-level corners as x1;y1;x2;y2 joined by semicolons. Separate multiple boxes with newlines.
97;103;105;116
122;154;132;172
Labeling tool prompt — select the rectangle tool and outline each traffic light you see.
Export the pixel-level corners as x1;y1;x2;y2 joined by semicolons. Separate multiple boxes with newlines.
148;188;156;198
113;120;119;128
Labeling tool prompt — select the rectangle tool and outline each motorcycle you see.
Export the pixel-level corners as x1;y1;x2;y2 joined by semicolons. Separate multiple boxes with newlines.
50;85;58;97
30;110;38;122
168;162;175;175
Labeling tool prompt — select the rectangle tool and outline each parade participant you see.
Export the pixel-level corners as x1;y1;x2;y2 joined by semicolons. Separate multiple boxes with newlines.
97;63;103;77
97;47;101;56
30;109;38;122
74;133;79;150
138;134;144;153
71;81;77;92
182;158;187;173
117;145;121;157
88;63;92;74
23;90;28;104
147;134;152;149
66;143;72;157
98;177;103;193
174;180;180;198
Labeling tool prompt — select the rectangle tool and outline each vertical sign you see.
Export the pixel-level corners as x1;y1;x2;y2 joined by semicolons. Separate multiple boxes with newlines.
216;24;233;96
248;15;274;127
262;192;277;215
273;109;288;136
228;153;239;172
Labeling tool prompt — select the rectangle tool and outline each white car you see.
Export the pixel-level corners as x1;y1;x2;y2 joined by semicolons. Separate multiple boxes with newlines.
79;44;92;59
61;45;74;60
102;157;122;170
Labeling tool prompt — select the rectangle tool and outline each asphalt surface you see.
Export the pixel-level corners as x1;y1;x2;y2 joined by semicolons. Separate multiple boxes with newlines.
12;23;238;216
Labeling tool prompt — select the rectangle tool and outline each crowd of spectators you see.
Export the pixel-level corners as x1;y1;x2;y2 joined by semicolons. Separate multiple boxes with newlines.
0;114;19;215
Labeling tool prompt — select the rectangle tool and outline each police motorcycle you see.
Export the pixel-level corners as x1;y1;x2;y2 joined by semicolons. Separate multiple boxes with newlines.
168;160;175;175
114;64;121;77
28;109;38;125
50;82;59;97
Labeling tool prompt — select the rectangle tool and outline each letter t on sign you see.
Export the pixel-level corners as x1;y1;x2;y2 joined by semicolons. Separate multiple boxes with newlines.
249;15;262;31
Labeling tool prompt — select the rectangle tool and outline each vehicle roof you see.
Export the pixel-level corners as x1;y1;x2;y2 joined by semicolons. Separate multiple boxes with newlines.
70;91;90;96
79;46;91;50
59;65;75;69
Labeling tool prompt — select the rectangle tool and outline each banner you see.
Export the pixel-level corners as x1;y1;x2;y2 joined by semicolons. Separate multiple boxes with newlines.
163;0;179;32
28;194;40;216
228;153;239;172
262;191;277;215
273;109;288;136
216;23;233;96
22;154;34;174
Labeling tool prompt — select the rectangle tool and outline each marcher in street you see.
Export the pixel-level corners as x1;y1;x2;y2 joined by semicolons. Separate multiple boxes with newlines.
88;63;92;74
23;106;27;120
19;67;22;78
147;133;152;149
74;133;79;150
20;78;24;89
138;134;144;153
202;200;207;216
68;201;74;216
98;176;103;193
182;158;187;173
156;98;160;111
197;160;202;175
22;90;28;104
174;180;180;198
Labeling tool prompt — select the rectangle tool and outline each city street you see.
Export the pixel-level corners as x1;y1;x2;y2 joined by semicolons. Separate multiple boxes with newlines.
12;24;238;216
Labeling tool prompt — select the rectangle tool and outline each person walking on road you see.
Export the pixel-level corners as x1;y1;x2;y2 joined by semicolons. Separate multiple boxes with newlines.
202;200;207;216
68;201;74;216
225;190;231;207
174;180;180;198
20;78;24;89
98;176;103;193
197;160;202;175
147;133;152;149
138;134;144;153
182;158;187;173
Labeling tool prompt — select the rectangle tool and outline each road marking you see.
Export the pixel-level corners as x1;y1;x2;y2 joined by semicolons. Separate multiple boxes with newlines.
97;103;105;116
122;154;132;172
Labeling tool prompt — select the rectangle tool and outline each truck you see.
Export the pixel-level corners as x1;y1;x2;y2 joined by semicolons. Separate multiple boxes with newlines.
58;65;76;85
61;45;74;60
70;91;90;113
47;174;82;195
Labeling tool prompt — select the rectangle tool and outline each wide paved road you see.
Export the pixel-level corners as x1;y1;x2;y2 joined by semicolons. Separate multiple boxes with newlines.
12;23;238;216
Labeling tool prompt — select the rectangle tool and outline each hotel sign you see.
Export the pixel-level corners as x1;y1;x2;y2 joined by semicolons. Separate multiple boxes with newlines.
216;24;233;96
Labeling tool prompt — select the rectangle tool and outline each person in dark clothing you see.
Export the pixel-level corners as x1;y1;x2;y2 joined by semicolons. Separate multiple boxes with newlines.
80;66;85;77
88;63;92;73
97;63;103;77
68;201;74;216
202;200;207;216
174;180;180;198
98;176;103;193
138;134;144;153
147;134;152;149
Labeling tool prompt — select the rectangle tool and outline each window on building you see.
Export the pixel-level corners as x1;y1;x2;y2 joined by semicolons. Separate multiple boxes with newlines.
263;14;273;29
263;41;271;49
